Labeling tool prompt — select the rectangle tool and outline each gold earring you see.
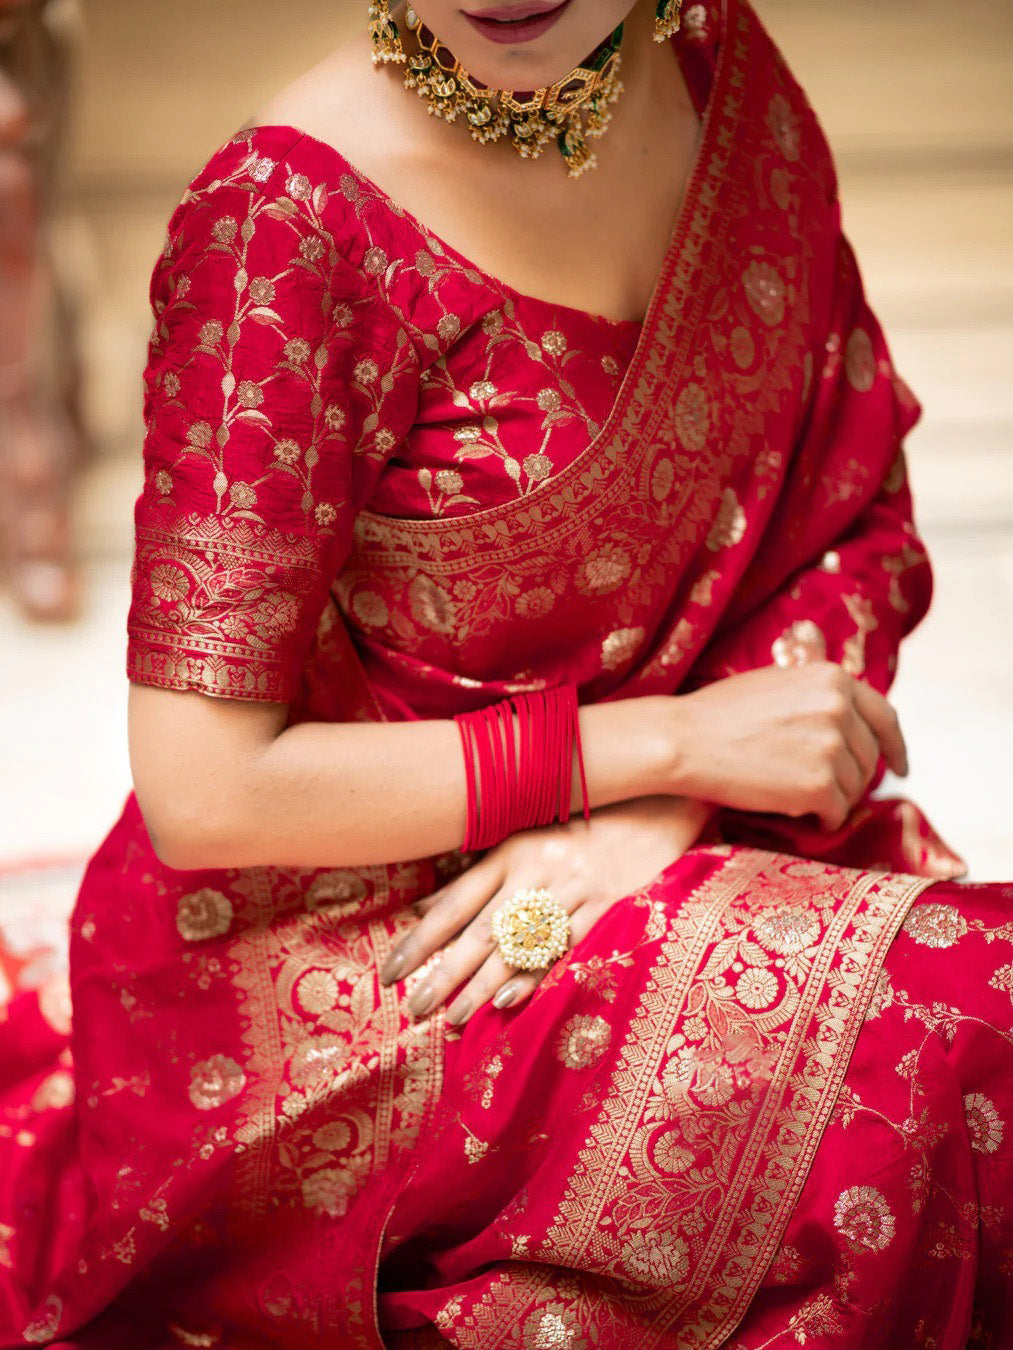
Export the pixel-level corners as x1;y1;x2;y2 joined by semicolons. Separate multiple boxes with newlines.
368;0;406;64
654;0;684;41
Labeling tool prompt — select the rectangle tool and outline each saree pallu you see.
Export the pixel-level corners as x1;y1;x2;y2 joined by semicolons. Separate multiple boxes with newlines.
1;0;1011;1344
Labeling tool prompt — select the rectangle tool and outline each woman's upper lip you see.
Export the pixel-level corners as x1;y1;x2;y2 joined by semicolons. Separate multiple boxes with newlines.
461;1;569;21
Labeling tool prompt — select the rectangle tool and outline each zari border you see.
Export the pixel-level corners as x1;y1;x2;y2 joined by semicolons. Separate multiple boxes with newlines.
352;0;743;567
461;851;936;1349
661;865;935;1344
680;867;936;1345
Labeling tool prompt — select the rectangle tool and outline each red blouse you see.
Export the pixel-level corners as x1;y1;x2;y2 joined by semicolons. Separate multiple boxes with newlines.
125;125;646;705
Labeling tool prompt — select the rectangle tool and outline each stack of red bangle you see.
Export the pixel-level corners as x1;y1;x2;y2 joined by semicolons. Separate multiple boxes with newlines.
455;685;591;852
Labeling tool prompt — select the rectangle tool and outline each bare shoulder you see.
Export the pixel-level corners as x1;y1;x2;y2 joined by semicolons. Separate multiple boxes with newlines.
241;29;433;183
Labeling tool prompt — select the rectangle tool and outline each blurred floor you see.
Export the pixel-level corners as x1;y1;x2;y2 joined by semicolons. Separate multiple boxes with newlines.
1;0;1011;874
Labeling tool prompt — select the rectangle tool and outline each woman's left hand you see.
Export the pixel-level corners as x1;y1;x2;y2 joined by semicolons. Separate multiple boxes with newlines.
378;796;716;1026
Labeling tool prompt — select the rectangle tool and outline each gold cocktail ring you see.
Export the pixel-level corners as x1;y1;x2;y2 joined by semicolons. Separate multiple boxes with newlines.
491;887;571;971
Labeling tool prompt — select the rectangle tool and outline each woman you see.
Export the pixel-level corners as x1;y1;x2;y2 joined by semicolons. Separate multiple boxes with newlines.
1;0;1010;1344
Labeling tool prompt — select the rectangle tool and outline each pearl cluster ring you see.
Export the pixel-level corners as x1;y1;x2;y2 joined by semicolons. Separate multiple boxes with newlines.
492;887;571;971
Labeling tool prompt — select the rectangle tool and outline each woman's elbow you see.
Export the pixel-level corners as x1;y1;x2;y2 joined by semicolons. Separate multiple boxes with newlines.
138;795;237;873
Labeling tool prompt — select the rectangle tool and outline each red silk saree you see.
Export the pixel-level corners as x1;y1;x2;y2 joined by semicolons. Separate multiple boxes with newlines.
2;0;1012;1345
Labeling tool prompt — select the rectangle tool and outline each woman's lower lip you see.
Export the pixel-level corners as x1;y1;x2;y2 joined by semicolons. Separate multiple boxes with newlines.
462;0;572;45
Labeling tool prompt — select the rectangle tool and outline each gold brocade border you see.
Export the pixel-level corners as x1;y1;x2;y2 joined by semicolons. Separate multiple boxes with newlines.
228;864;289;1219
127;512;328;703
351;0;744;568
682;868;935;1345
453;851;935;1349
545;850;768;1266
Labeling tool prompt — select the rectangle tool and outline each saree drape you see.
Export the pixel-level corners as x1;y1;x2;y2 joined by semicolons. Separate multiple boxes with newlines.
2;0;1011;1345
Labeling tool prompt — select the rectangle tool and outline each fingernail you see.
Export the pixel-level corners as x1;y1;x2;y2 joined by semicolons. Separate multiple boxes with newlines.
380;951;406;985
446;997;471;1026
407;981;436;1018
493;985;517;1010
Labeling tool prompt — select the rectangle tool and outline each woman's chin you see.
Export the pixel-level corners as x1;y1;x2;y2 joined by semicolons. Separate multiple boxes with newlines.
437;41;596;93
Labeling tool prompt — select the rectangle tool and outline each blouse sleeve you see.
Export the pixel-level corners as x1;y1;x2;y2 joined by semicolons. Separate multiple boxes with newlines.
125;150;419;703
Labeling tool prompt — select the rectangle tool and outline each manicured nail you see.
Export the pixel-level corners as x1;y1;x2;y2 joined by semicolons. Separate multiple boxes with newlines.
407;981;436;1018
446;997;472;1026
493;985;517;1009
380;951;406;985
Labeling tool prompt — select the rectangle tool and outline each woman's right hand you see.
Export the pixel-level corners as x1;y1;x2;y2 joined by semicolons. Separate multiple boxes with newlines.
668;661;908;831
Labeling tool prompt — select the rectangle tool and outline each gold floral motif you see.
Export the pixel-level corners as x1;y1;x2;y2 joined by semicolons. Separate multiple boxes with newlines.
601;626;644;671
766;92;801;161
295;969;340;1015
408;574;456;634
832;1184;896;1253
188;1055;246;1111
674;381;711;452
350;589;390;628
621;1228;690;1288
22;1295;63;1345
0;1222;13;1270
772;618;826;668
651;1132;694;1175
902;902;969;949
651;455;676;500
864;968;894;1020
735;966;779;1010
464;1132;491;1164
742;259;787;325
149;563;190;604
176;888;234;942
845;327;877;393
767;1242;803;1284
521;1301;583;1348
706;487;747;551
288;1033;349;1087
555;1014;612;1070
576;549;631;596
140;1198;170;1232
310;1122;351;1153
516;586;556;618
754;907;821;956
963;1092;1004;1155
29;1070;74;1113
682;3;709;41
784;1293;845;1341
301;1163;366;1217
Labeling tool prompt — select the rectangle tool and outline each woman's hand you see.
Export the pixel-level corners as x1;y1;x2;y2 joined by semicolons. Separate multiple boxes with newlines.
670;660;908;831
378;796;714;1026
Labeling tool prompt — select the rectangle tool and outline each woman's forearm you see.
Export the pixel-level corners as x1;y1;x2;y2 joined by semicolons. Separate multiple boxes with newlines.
194;695;681;871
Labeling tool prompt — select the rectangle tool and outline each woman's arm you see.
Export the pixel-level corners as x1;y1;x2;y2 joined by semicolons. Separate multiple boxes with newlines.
129;656;905;872
128;682;682;872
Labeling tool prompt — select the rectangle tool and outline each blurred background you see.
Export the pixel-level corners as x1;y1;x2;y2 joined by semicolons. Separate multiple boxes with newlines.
1;0;1011;883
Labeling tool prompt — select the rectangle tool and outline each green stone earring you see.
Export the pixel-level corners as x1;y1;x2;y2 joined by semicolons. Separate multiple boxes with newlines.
654;0;684;41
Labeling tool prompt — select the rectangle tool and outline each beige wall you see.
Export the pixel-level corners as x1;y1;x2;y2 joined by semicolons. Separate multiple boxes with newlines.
65;1;1013;462
69;0;1013;185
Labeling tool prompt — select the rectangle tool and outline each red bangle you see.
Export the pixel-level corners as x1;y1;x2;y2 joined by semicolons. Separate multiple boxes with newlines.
454;683;588;851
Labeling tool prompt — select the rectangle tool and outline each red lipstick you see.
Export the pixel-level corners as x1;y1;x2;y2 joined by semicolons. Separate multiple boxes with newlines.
461;0;572;45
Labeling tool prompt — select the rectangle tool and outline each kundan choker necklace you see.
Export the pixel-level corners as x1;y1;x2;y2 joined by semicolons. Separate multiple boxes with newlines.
368;1;684;179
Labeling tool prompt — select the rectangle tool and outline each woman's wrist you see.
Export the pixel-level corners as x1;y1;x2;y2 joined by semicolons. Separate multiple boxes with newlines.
652;693;706;799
